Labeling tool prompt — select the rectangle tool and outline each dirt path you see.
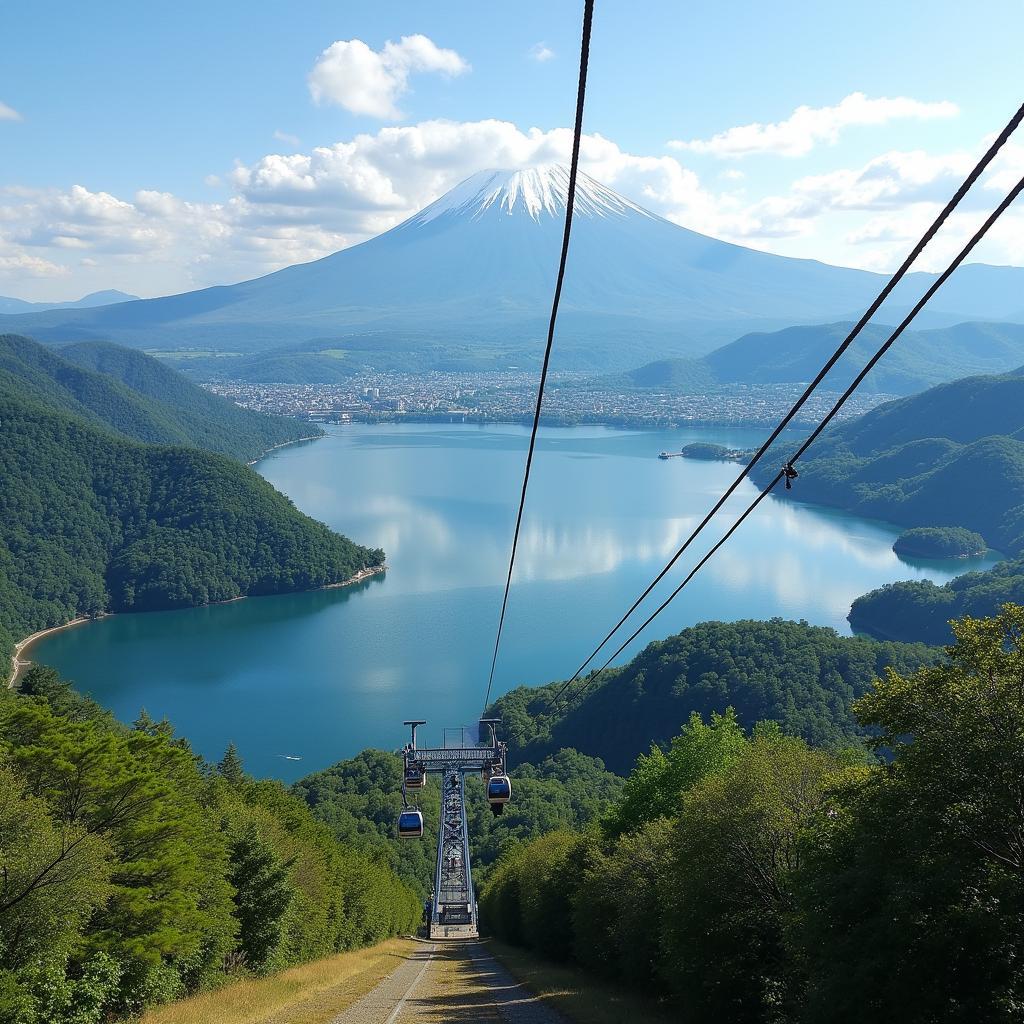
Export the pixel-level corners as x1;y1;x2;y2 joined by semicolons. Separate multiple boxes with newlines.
330;940;566;1024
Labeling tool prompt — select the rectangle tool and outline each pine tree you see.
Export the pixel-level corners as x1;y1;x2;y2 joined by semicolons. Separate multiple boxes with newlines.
218;743;245;785
227;825;294;971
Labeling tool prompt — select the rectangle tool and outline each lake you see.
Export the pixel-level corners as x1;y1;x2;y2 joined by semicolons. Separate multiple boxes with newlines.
31;423;998;780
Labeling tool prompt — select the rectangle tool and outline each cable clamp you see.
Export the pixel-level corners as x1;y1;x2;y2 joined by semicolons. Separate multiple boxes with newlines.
783;463;799;490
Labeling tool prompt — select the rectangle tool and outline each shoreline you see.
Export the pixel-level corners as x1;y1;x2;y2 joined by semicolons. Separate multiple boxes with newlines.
248;433;323;467
320;563;387;589
5;562;388;690
6;616;98;689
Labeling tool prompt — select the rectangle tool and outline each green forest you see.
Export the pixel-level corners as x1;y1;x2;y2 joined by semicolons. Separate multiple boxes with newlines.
764;368;1024;554
0;667;419;1023
759;366;1024;644
850;557;1024;643
892;525;988;558
0;339;382;680
489;618;939;775
482;605;1024;1022
1;335;318;461
294;746;623;895
0;388;382;678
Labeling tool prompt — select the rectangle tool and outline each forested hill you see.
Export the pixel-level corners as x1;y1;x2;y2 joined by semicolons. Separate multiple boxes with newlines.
490;618;939;775
0;384;382;678
0;334;318;461
757;367;1024;555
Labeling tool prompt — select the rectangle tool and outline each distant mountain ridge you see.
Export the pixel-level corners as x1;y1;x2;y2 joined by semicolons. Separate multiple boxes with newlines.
610;320;1024;397
4;165;1024;370
0;289;137;314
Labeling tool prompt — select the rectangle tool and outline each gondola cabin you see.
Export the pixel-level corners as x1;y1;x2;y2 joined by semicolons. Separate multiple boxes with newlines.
487;775;512;805
397;808;424;839
404;764;426;789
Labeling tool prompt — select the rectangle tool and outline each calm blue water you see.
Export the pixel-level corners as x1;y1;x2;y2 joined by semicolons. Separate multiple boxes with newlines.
32;423;997;780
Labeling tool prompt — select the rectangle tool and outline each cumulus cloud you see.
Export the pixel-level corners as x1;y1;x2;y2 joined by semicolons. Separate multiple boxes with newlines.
4;115;1024;299
0;101;21;122
670;93;959;159
0;252;67;276
308;35;470;119
529;42;555;62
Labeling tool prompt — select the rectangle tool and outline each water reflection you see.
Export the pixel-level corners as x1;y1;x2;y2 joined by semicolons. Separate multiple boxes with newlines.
30;423;1000;780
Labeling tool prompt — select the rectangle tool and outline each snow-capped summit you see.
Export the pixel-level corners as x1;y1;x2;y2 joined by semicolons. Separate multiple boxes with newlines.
8;164;1024;368
410;165;654;224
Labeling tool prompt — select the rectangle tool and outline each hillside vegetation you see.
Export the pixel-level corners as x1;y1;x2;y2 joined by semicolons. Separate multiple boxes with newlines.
482;606;1024;1022
0;335;318;461
759;367;1024;642
766;369;1024;553
491;619;938;775
850;557;1024;644
0;379;380;679
294;747;623;895
0;669;419;1022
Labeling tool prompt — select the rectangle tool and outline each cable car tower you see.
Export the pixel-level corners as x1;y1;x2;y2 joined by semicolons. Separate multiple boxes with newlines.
399;719;510;939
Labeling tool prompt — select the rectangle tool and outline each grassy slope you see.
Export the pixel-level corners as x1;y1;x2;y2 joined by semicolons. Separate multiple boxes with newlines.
140;939;418;1024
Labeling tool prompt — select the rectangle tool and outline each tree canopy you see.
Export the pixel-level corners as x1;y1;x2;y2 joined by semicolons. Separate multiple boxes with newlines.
481;605;1024;1022
0;670;419;1022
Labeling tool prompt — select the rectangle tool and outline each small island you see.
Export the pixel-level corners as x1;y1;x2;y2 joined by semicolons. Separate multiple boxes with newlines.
893;526;987;560
678;442;751;461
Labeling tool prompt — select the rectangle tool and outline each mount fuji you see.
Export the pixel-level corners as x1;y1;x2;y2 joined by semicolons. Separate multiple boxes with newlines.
5;165;1024;371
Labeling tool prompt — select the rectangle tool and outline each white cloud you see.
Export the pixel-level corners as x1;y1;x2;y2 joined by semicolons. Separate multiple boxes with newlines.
0;252;67;277
670;92;959;159
273;129;301;147
308;35;470;120
529;42;555;62
3;116;1024;299
0;101;21;122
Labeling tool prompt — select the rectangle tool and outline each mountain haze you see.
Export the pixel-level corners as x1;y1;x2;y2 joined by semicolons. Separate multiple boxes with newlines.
614;320;1024;396
6;166;1024;370
0;289;138;314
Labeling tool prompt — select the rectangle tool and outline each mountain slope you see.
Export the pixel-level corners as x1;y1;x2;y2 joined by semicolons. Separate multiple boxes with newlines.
489;619;938;775
757;367;1024;553
613;320;1024;396
0;382;382;678
0;334;317;460
5;165;1023;368
59;339;320;458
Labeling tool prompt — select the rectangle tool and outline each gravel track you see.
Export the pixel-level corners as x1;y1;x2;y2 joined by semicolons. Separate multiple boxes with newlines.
330;940;566;1024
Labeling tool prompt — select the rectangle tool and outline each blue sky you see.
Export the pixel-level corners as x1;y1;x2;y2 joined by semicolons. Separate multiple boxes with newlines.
2;0;1022;299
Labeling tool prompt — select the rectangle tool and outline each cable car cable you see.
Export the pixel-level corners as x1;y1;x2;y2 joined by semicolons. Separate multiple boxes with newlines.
549;100;1024;704
482;0;596;713
551;169;1024;711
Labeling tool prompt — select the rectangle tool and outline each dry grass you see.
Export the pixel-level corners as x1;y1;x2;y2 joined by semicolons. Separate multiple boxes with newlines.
140;938;419;1024
486;940;679;1024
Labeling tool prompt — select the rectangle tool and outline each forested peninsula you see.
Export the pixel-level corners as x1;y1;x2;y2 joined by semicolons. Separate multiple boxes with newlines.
0;335;381;679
